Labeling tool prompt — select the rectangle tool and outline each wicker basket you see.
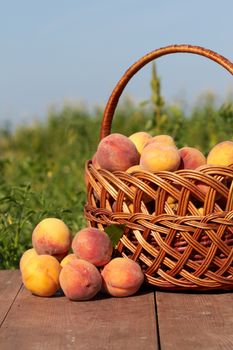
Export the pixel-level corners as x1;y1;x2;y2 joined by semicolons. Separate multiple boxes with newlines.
85;44;233;291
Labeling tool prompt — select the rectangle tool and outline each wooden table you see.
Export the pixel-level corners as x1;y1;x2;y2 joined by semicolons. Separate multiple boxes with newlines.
0;270;233;349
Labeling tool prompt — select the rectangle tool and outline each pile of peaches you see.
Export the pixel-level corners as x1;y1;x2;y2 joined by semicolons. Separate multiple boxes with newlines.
20;218;144;300
90;132;233;214
92;131;233;173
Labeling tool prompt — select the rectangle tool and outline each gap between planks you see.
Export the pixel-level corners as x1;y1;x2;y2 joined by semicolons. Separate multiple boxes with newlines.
1;271;233;350
0;271;158;350
0;270;23;327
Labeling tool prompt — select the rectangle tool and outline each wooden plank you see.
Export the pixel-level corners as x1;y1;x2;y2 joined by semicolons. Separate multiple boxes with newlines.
156;291;233;350
0;283;158;350
0;270;22;326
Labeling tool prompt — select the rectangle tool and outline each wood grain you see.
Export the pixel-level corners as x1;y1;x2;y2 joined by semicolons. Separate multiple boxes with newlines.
156;291;233;350
2;270;233;349
0;283;158;350
0;270;22;326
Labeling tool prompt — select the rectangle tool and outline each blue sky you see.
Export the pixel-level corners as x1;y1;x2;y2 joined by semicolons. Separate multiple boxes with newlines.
0;1;232;126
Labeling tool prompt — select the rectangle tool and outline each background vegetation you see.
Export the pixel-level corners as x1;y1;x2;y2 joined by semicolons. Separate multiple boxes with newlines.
0;64;232;269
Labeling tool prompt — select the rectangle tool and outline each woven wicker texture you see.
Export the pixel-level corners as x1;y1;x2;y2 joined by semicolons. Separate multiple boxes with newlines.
85;44;233;290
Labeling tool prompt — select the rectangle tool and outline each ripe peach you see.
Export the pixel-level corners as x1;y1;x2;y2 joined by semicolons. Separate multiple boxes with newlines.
145;134;176;147
195;165;222;199
196;182;210;196
126;165;141;173
128;132;152;154
60;253;78;268
92;152;101;169
198;207;204;215
207;141;233;166
127;203;134;213
72;227;113;267
140;142;180;172
95;133;140;172
21;254;61;297
112;200;138;213
178;147;206;170
19;248;38;272
32;218;72;261
101;257;144;297
166;195;176;204
59;259;102;301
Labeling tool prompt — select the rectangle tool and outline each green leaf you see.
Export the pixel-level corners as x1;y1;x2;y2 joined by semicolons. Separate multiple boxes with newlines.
105;224;125;247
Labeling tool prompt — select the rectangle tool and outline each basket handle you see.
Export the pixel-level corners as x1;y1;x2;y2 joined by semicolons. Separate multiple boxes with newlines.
100;44;233;140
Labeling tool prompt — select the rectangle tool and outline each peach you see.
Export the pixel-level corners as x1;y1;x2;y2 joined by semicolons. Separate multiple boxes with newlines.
128;132;152;154
95;133;140;172
145;134;176;147
195;164;219;196
19;248;38;272
166;195;176;204
128;203;134;213
178;147;206;170
126;165;141;173
140;142;180;172
32;218;72;261
92;152;101;169
112;201;134;213
60;253;78;268
198;207;204;215
59;259;102;301
196;182;210;196
72;227;113;267
112;200;137;213
21;254;61;297
207;141;233;166
101;257;144;297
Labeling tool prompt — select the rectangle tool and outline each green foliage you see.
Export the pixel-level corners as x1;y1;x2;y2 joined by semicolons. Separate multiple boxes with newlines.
0;65;232;269
105;224;125;247
141;62;167;134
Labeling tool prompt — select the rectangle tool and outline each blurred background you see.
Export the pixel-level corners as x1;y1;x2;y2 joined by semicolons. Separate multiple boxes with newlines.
1;0;232;127
0;1;232;268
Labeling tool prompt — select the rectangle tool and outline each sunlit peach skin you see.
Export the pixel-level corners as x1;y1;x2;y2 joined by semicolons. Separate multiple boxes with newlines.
59;259;102;301
21;254;61;297
101;257;144;297
60;253;78;268
140;142;180;172
207;141;233;166
19;248;38;272
32;217;72;261
178;147;206;170
144;134;176;148
95;133;140;172
128;132;152;154
72;227;113;267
